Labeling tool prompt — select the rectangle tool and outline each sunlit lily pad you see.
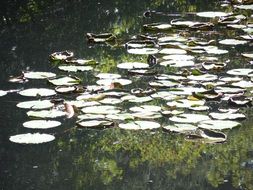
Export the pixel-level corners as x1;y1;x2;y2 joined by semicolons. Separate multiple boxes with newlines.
19;88;56;97
78;114;105;120
125;40;156;48
65;59;96;65
143;23;172;30
219;76;242;82
159;48;187;55
58;65;93;72
127;48;159;55
55;86;76;93
234;4;253;10
50;50;73;61
163;123;197;133
219;39;248;45
196;11;230;18
209;112;246;120
117;62;149;70
167;99;205;108
24;71;56;79
205;47;228;55
119;121;160;130
198;120;241;130
0;90;7;97
23;120;61;129
48;76;81;86
169;87;206;95
232;80;253;88
171;19;200;27
229;96;252;106
227;68;253;76
202;62;226;71
96;78;132;86
121;95;153;103
215;85;245;94
87;33;116;43
130;105;161;112
163;54;194;61
242;53;253;59
132;112;162;119
99;98;123;105
65;100;100;108
160;60;195;67
76;93;106;101
77;120;113;128
151;91;178;100
81;105;121;114
149;80;179;88
17;100;54;110
169;113;210;123
27;109;66;118
187;74;218;81
106;113;134;121
9;133;55;144
158;35;187;42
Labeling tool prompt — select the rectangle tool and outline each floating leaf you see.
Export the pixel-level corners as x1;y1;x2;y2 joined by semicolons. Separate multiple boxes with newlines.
158;35;188;42
48;76;80;86
209;112;246;120
17;100;54;110
19;88;56;97
27;109;66;118
219;76;242;82
232;80;253;88
169;87;206;95
86;33;116;43
23;120;61;129
117;62;149;70
187;74;218;81
229;96;252;106
121;95;153;103
160;60;195;67
81;105;121;114
227;68;253;76
167;99;205;108
99;98;123;105
219;39;248;45
78;114;105;120
65;100;100;108
130;105;161;112
196;11;230;18
119;121;160;130
143;23;172;31
159;48;187;55
24;71;56;79
202;62;226;71
65;59;97;65
171;19;200;27
55;86;76;93
58;65;93;72
0;90;7;97
50;50;73;61
242;53;253;59
127;48;159;55
96;78;132;86
234;4;253;10
149;80;179;88
163;54;194;61
126;40;156;48
77;119;113;128
169;114;210;123
9;133;55;144
163;123;197;133
198;120;241;130
106;113;134;121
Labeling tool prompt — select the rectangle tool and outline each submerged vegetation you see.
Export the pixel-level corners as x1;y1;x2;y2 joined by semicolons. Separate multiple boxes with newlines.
1;0;253;190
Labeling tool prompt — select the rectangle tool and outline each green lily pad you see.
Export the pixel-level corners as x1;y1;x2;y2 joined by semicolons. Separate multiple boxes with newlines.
202;62;226;71
23;120;61;129
9;133;55;144
76;93;106;101
117;62;149;70
215;85;245;94
58;65;93;72
119;121;160;130
17;100;54;110
196;11;230;18
169;113;210;123
81;105;121;114
48;76;81;86
198;120;241;130
24;71;56;79
19;88;56;97
27;109;66;118
219;39;248;45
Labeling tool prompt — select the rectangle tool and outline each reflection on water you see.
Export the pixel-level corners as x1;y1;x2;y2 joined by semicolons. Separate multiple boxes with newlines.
1;0;253;190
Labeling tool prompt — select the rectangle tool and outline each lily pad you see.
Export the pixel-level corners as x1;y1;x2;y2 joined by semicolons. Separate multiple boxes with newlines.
121;95;153;103
99;98;123;105
143;23;172;30
58;65;93;72
169;113;210;123
227;68;253;76
81;105;121;114
127;48;159;55
149;80;179;88
106;113;134;121
187;74;218;81
27;109;66;118
24;71;56;79
87;33;116;43
209;112;246;120
96;78;132;86
17;100;54;110
48;76;81;86
119;121;160;130
0;90;7;97
96;73;121;79
130;105;161;112
163;123;197;133
19;88;56;97
219;39;248;45
65;59;96;65
196;11;230;18
242;53;253;59
9;133;55;144
23;120;61;129
234;4;253;10
117;62;149;70
198;120;241;130
167;99;205;108
50;50;74;61
65;100;100;108
77;119;113;128
55;86;76;93
160;60;195;67
159;48;187;55
163;54;194;61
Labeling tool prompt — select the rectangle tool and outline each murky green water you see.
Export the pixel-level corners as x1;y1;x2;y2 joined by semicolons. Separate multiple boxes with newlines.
1;0;253;190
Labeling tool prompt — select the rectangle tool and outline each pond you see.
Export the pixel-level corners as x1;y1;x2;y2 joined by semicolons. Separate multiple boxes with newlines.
1;0;253;189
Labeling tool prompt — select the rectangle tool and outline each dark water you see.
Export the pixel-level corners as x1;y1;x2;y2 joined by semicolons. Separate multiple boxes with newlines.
1;0;253;190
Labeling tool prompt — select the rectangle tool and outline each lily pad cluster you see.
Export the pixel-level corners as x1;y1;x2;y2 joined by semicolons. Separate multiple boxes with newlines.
4;0;253;144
